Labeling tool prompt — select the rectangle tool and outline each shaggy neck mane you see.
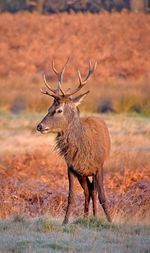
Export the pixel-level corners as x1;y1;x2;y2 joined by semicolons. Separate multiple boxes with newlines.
55;115;85;161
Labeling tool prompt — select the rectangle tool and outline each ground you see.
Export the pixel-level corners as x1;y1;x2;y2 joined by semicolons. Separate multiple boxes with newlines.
0;216;150;253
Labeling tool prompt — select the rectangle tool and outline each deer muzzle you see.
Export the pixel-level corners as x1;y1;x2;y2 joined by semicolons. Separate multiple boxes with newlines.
37;123;49;133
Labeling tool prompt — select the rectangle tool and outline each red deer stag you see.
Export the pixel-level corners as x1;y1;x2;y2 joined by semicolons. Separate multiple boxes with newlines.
37;59;112;224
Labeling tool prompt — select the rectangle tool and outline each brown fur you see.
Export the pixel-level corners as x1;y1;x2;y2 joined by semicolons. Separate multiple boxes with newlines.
56;116;110;176
37;62;112;223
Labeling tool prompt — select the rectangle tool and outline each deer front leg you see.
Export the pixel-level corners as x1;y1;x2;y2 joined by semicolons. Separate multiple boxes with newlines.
77;175;91;216
63;166;75;224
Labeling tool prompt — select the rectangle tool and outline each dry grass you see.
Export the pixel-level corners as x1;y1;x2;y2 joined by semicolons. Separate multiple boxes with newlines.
0;12;150;115
1;75;150;115
0;11;150;252
0;12;149;78
0;112;149;224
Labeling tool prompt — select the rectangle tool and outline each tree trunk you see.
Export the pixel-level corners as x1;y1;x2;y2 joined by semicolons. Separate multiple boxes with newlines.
130;0;145;12
37;0;44;13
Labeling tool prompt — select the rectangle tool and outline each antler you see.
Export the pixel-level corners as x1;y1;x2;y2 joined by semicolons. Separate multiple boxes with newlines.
43;74;58;94
40;88;59;99
66;61;97;97
52;57;69;96
42;57;70;97
41;59;96;98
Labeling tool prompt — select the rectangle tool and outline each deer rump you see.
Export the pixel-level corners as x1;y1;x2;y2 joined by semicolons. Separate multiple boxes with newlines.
56;116;111;176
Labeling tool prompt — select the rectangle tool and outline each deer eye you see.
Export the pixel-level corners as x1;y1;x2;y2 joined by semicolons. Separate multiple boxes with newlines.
57;109;63;114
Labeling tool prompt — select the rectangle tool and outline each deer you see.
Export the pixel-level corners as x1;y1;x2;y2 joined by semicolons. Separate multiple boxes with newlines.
37;59;112;224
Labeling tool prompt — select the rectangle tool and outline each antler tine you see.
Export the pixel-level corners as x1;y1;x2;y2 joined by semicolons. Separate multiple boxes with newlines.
52;57;70;96
66;61;97;97
81;61;97;84
40;88;59;99
52;60;59;75
60;56;70;81
43;74;58;94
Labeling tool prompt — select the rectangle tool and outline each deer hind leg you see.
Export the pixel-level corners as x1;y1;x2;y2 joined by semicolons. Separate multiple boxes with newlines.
96;168;112;222
91;175;97;217
77;175;97;217
63;166;75;224
77;175;91;217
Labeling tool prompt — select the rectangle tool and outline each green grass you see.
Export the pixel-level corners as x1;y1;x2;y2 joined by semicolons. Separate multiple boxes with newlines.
0;216;149;253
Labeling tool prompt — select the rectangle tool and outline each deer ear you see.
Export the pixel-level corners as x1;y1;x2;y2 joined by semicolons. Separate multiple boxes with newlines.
72;91;90;106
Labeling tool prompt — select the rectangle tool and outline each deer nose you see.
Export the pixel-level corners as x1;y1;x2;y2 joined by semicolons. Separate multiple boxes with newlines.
37;123;43;132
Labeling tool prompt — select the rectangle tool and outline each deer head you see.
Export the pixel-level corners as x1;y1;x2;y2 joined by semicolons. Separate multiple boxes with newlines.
37;59;97;134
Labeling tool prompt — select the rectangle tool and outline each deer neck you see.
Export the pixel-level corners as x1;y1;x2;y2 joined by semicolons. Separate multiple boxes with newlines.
60;114;83;140
67;114;83;136
56;114;84;158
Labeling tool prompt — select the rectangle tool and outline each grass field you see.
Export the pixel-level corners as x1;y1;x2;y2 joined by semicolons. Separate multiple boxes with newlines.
0;215;150;253
0;111;150;222
0;11;150;115
1;75;150;115
0;11;150;252
0;79;150;251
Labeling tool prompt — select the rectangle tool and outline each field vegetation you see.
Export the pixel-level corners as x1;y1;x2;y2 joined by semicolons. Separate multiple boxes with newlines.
0;216;149;253
0;11;150;252
0;112;150;222
0;12;150;115
1;75;150;115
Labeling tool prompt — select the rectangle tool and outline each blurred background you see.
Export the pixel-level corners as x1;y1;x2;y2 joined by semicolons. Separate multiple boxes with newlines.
0;0;150;114
0;0;150;225
0;0;150;13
